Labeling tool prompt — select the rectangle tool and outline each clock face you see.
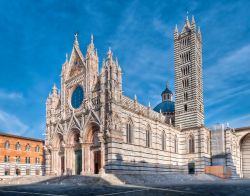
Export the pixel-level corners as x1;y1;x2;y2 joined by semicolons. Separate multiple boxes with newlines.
71;86;84;109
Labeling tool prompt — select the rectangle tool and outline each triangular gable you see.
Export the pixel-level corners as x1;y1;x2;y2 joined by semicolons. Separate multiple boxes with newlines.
67;44;86;79
54;118;64;135
83;109;101;130
68;113;81;131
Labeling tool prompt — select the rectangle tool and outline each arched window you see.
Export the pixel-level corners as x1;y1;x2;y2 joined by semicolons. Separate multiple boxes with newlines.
25;144;31;152
126;121;133;144
146;126;151;148
174;135;178;153
4;141;10;149
4;155;10;163
35;145;40;152
162;131;166;151
16;142;21;150
188;135;195;153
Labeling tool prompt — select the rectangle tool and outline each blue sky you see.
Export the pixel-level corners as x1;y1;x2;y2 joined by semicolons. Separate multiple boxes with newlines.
0;0;249;139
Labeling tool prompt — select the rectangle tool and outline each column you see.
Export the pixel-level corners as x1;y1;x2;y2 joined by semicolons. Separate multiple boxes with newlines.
64;147;67;175
99;139;105;174
81;144;85;175
85;144;91;174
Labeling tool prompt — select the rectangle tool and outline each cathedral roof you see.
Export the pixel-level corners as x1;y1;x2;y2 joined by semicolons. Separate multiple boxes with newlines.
153;100;175;113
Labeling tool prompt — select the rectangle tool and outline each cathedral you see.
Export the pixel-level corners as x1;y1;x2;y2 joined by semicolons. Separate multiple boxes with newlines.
44;16;250;179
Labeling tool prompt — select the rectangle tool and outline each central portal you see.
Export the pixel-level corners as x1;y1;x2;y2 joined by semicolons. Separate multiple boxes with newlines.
75;150;82;175
94;150;101;174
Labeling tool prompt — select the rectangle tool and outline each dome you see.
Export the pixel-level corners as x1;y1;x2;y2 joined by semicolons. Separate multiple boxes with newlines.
153;100;175;113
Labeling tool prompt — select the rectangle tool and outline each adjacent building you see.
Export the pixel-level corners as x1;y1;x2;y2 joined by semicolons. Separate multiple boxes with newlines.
0;132;44;177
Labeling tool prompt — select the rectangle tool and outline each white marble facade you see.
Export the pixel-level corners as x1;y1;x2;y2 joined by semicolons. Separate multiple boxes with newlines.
45;17;248;177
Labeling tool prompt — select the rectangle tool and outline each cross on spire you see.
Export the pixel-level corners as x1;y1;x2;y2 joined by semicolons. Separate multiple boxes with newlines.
74;32;79;45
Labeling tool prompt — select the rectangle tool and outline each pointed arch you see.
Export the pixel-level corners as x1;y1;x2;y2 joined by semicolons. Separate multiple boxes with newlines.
4;140;10;149
126;117;134;144
83;122;100;144
51;132;64;149
113;114;121;131
67;128;81;146
188;134;195;153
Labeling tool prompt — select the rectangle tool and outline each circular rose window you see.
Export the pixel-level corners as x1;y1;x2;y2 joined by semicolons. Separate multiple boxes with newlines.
71;86;84;109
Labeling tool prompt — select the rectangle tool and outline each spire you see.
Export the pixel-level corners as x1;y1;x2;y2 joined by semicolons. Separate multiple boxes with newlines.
134;94;137;101
191;15;196;31
166;80;169;88
65;53;68;63
185;16;191;27
107;47;112;59
198;26;201;37
115;57;119;65
198;26;201;34
182;16;191;32
87;34;95;54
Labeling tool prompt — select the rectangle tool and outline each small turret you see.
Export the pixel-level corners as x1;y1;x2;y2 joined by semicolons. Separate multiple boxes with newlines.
100;47;122;102
52;84;58;96
161;81;173;102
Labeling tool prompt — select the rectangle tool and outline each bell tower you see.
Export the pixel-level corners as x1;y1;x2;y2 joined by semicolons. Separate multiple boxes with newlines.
174;16;204;129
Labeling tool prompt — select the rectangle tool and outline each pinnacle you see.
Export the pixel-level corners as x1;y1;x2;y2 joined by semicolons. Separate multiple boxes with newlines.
107;47;113;58
198;26;201;34
65;53;68;62
191;15;195;24
175;24;178;33
185;16;190;27
91;34;94;44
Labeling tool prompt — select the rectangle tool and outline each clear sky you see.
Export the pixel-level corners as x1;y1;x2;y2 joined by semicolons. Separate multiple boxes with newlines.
0;0;249;139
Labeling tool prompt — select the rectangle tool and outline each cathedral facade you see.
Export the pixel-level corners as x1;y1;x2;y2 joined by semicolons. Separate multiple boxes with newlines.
44;17;249;178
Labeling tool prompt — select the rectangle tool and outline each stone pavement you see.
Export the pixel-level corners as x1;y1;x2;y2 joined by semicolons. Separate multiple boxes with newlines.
0;174;248;195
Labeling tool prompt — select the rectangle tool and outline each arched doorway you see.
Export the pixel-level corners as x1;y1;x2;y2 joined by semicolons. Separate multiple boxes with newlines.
52;133;64;175
83;123;103;174
67;129;82;175
16;168;21;176
188;161;195;174
241;134;250;178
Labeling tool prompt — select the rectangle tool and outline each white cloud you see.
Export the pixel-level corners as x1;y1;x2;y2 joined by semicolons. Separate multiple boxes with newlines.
0;89;23;100
0;110;29;135
228;114;250;128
